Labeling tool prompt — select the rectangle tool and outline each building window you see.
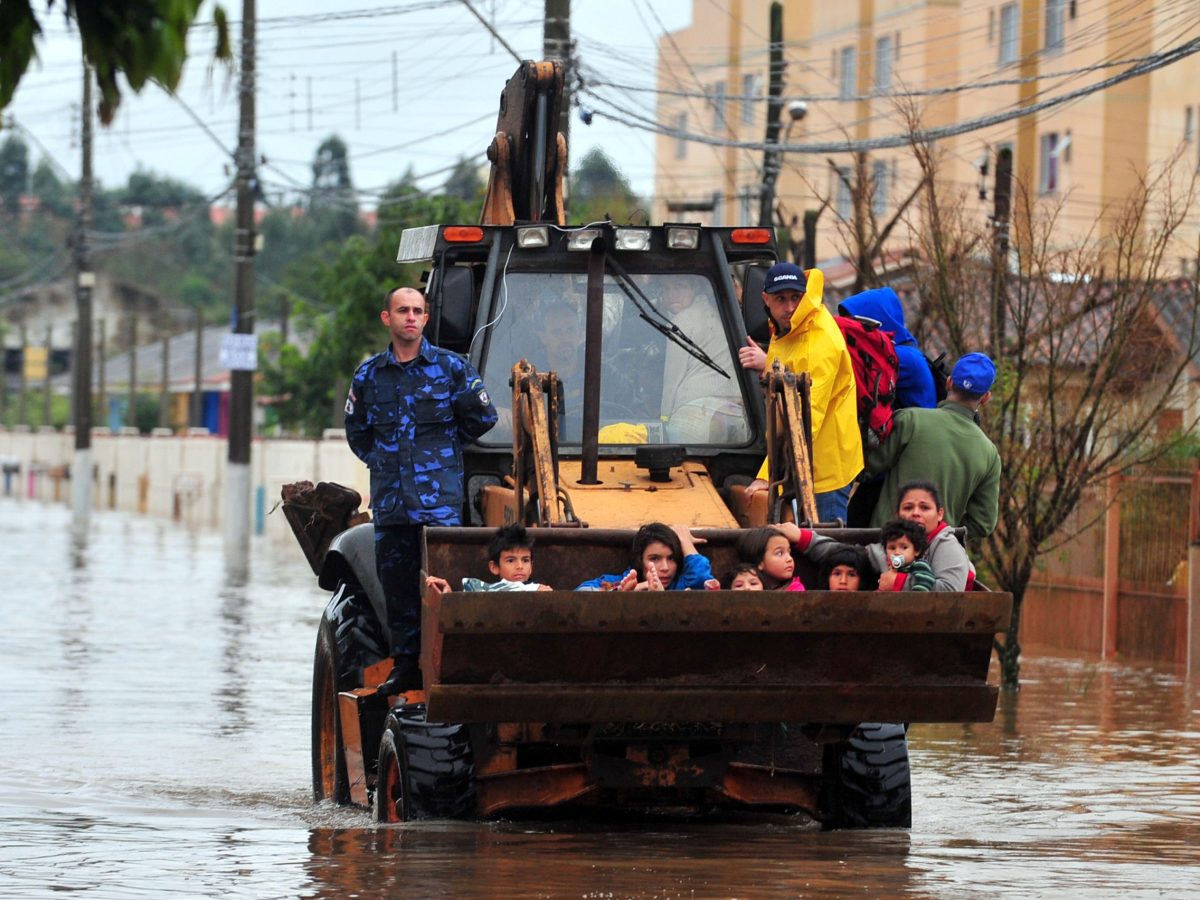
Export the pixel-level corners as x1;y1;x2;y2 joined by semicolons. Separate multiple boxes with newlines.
835;167;853;219
988;8;996;42
1186;106;1195;143
839;46;857;100
875;35;893;93
712;81;727;131
674;112;687;160
1039;132;1059;193
1045;0;1065;52
999;3;1019;64
741;73;759;125
872;160;889;217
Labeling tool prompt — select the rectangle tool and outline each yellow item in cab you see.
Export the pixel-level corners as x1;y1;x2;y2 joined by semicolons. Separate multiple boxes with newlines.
598;422;648;444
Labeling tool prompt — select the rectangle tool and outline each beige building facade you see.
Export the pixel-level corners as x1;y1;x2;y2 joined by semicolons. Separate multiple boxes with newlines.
654;0;1200;275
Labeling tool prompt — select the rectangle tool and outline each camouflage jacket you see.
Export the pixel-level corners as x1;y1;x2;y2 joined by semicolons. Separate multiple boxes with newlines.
345;338;497;526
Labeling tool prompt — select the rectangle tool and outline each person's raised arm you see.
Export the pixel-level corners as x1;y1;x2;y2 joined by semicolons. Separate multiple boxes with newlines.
671;523;704;556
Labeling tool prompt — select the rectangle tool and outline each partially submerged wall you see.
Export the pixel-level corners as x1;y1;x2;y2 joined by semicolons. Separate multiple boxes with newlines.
0;426;369;543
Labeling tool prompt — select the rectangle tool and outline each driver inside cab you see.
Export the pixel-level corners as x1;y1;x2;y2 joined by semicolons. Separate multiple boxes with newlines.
657;279;750;445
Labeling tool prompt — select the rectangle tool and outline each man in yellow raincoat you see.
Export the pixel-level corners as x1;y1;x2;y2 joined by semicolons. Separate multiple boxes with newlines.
738;262;862;523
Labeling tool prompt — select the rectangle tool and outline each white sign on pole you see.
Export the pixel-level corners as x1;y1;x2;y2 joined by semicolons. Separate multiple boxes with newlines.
219;333;259;371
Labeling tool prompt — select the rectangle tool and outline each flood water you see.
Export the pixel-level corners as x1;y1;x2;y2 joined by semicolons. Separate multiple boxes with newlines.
2;496;1198;898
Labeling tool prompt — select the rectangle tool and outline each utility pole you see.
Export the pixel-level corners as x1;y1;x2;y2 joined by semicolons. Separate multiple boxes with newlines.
226;0;258;563
803;209;818;269
990;147;1013;360
71;57;94;528
758;2;785;227
543;0;570;214
543;0;571;161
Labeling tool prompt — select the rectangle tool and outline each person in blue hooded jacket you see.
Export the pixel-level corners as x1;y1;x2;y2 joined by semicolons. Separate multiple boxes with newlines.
838;286;937;410
839;286;936;526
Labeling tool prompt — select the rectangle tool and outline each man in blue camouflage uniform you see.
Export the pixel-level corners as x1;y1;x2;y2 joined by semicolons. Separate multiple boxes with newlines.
345;286;497;690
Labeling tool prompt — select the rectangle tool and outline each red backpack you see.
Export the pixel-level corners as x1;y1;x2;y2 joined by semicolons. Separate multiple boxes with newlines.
835;314;899;451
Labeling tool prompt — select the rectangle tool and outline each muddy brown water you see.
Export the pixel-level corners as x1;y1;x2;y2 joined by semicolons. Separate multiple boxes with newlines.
1;497;1198;898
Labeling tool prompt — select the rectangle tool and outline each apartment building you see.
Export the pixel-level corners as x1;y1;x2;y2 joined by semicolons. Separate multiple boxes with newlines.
653;0;1200;277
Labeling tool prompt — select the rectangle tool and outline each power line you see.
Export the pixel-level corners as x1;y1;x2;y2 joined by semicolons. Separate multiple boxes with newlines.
583;48;1184;106
581;35;1200;156
459;0;524;64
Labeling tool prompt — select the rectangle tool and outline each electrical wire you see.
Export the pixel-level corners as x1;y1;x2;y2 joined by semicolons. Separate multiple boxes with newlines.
580;35;1200;156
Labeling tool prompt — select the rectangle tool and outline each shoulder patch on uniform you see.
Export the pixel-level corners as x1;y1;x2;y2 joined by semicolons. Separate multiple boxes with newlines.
478;389;490;406
345;387;356;415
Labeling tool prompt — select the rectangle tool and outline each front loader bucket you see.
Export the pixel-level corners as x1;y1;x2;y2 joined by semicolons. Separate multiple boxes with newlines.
421;528;1011;726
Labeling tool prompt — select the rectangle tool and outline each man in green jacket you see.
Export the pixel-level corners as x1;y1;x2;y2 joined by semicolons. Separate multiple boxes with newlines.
865;352;1001;541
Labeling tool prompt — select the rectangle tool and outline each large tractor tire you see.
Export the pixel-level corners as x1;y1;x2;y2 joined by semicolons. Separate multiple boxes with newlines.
373;705;476;823
820;722;912;829
312;577;388;804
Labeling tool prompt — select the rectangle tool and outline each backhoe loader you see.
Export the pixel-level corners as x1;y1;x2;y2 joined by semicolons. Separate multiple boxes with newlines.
288;60;1010;828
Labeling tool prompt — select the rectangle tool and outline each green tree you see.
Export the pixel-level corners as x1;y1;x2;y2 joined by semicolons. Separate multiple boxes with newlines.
124;169;203;207
310;135;358;243
178;272;217;309
906;140;1200;687
443;157;484;203
31;159;72;218
569;148;643;225
0;0;230;124
259;189;475;435
0;134;29;215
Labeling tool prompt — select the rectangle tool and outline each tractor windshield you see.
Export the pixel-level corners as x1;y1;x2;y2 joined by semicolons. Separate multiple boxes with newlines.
478;270;753;447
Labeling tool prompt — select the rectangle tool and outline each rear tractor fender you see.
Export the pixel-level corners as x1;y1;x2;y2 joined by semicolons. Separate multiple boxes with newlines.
319;522;389;637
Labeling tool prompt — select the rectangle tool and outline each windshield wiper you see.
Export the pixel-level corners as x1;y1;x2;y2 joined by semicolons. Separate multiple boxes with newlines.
603;254;730;380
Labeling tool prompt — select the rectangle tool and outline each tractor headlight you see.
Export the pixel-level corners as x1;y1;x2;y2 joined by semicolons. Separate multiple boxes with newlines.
614;228;651;251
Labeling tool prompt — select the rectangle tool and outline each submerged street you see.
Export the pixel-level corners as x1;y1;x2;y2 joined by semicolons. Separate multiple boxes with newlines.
1;497;1198;897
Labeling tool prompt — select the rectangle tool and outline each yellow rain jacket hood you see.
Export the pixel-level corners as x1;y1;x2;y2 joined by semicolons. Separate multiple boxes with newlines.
757;268;863;492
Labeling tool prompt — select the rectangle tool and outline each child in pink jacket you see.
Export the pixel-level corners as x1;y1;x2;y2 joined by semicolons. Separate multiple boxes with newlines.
735;527;806;591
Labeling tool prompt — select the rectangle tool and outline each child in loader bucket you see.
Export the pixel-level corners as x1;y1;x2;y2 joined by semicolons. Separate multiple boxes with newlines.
736;526;807;591
877;518;936;592
426;524;552;593
575;523;715;591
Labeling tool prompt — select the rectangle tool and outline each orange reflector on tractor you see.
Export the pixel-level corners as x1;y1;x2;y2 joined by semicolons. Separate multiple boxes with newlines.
730;228;772;244
444;226;484;242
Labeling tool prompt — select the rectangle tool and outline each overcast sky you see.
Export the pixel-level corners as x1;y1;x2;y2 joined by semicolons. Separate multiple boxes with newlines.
5;0;693;208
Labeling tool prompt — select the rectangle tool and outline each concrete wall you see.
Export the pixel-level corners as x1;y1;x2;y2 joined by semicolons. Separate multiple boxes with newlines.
0;426;369;542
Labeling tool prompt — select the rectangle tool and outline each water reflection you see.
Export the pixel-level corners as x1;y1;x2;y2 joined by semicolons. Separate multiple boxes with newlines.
302;822;915;898
217;579;251;737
